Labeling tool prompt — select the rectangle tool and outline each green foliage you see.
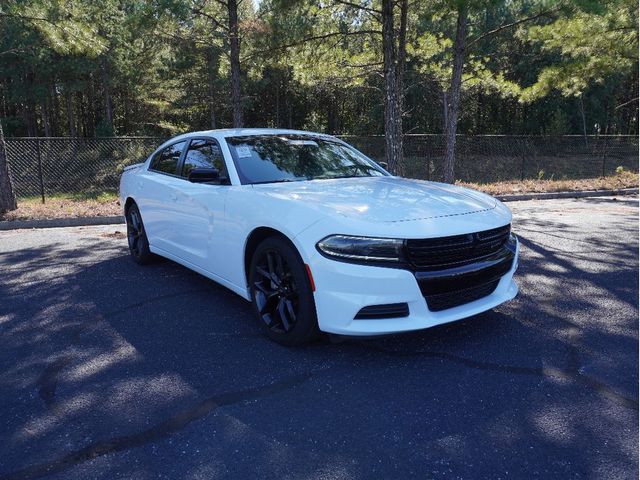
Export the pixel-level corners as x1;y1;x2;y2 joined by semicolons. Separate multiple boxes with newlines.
520;0;638;101
0;0;636;137
2;0;107;55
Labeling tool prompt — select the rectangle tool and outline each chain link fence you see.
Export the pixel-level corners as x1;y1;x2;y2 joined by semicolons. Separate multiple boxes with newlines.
344;134;639;183
4;135;638;199
5;137;163;199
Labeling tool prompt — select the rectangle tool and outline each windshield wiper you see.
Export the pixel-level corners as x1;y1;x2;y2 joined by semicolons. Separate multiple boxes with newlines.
315;174;369;180
251;178;300;185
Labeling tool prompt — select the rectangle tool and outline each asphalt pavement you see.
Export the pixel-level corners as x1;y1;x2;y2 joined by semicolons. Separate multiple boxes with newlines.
0;196;637;479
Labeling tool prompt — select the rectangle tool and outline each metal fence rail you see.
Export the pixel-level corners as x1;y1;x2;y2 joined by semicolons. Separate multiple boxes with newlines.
4;135;638;199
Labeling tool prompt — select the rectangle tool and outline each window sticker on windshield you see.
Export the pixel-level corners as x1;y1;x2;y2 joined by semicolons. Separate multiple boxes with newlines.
236;146;253;158
288;139;318;147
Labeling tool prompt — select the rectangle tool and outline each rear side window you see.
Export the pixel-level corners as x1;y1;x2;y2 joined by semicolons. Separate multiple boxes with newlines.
182;139;228;180
150;141;185;175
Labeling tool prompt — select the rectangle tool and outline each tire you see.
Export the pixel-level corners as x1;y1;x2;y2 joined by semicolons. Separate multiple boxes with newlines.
125;203;154;265
249;236;320;346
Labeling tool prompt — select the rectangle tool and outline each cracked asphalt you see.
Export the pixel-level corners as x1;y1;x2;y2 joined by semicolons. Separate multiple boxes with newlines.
0;196;637;479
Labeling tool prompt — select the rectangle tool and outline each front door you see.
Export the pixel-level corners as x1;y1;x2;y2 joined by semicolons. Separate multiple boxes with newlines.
171;138;230;273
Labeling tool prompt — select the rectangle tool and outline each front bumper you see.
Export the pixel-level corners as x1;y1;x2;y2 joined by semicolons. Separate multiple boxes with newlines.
303;235;519;336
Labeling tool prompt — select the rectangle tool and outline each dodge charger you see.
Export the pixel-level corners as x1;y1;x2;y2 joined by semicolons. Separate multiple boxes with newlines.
119;129;519;345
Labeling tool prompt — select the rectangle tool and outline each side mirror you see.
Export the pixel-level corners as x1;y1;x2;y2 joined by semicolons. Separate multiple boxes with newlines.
188;167;220;183
379;161;389;170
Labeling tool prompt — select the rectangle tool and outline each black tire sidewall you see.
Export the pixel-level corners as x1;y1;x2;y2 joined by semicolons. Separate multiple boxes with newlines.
249;236;319;346
126;203;153;264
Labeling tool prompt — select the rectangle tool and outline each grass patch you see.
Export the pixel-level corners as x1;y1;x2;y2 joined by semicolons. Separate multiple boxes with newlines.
460;170;638;196
18;190;118;204
2;192;121;222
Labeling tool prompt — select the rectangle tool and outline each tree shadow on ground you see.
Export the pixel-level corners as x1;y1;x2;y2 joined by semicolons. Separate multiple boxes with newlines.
0;200;637;479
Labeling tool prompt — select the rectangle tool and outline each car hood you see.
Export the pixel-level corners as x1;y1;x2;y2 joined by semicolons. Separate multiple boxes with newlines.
252;176;497;223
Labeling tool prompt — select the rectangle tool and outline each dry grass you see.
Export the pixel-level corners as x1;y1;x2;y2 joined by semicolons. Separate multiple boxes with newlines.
1;172;637;222
1;192;121;222
460;171;638;196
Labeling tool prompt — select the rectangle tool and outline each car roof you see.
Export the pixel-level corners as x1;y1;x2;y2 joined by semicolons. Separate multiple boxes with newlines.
151;128;343;158
170;128;335;142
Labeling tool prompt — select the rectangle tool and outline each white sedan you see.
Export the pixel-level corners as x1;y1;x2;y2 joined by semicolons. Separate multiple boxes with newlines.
119;129;519;345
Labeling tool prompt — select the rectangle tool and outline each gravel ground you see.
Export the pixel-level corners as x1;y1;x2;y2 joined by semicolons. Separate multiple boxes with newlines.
0;196;637;479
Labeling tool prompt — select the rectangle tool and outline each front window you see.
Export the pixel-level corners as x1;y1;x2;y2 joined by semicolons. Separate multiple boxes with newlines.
226;134;387;185
182;139;229;183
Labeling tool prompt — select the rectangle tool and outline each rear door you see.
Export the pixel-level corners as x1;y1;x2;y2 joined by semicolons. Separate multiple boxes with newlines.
137;140;187;254
171;138;230;272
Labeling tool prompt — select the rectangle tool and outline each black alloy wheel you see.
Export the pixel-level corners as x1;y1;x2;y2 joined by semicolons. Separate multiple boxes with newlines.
249;236;319;345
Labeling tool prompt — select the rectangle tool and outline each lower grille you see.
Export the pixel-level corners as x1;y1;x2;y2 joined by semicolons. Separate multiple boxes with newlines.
355;303;409;319
425;280;500;312
415;239;516;312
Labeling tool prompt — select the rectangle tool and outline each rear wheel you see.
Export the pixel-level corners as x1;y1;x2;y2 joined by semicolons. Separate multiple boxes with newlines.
126;203;154;264
249;236;319;346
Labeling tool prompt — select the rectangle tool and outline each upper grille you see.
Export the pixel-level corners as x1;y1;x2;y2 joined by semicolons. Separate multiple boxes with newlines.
406;224;511;270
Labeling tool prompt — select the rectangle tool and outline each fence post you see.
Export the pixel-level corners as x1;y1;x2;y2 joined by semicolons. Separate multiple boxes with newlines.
35;138;45;203
601;136;609;177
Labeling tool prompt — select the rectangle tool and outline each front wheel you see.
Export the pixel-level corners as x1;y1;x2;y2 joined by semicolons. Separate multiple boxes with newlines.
249;236;319;346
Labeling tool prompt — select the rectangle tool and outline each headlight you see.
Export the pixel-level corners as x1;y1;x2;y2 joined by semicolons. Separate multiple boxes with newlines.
316;235;405;263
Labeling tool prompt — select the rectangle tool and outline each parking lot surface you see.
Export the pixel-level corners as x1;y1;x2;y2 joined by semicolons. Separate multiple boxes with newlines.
0;196;637;479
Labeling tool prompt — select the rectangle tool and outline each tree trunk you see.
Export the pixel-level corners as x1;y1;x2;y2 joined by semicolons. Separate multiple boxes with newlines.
394;0;408;176
442;90;448;127
227;0;243;128
123;89;131;133
382;0;403;175
88;75;97;134
79;91;88;136
579;94;588;147
207;48;218;129
443;5;468;184
25;102;37;137
50;83;59;135
327;91;338;134
0;120;17;213
275;84;280;127
41;100;51;137
65;89;76;137
102;57;114;134
0;80;6;120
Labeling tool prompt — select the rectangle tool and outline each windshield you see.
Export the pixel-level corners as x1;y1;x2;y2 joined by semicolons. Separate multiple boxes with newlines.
225;134;388;185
